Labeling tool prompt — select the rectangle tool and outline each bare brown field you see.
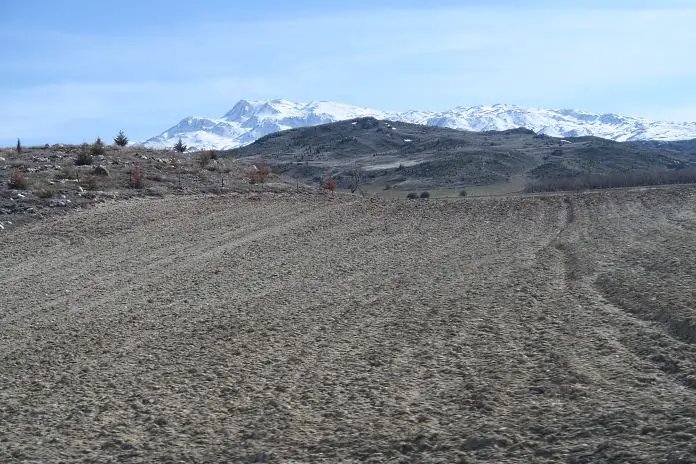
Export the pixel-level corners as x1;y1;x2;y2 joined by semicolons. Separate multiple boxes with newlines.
1;187;696;463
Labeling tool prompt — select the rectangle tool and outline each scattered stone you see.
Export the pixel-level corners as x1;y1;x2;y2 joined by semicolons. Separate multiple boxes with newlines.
48;199;69;207
460;435;499;451
92;165;110;176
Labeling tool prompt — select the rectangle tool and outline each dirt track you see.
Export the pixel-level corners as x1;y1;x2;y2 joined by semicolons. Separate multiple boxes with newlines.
1;187;696;463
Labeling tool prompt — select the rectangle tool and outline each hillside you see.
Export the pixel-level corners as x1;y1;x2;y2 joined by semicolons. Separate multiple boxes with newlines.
142;99;696;151
0;144;307;231
226;117;696;191
1;187;695;462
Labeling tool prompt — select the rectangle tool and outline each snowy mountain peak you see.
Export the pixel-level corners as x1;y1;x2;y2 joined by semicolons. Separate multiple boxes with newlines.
142;99;696;151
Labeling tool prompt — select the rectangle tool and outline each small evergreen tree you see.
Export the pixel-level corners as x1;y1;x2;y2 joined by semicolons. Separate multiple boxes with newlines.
90;137;105;157
16;138;22;154
173;138;187;153
113;130;128;147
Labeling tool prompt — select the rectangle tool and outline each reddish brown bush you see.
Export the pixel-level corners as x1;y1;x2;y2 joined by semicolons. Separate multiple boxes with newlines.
324;176;337;195
246;161;270;189
8;170;27;189
130;165;144;189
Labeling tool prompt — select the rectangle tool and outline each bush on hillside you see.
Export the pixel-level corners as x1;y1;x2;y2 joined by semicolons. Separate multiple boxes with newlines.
90;137;105;157
75;144;93;166
8;171;27;189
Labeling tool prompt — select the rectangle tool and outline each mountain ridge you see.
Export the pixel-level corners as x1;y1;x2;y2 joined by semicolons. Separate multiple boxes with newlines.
141;99;696;150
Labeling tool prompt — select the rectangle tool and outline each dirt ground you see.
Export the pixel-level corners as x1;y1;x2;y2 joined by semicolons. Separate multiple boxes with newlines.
1;186;695;463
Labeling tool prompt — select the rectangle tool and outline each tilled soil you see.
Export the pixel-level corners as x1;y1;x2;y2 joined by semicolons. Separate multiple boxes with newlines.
1;187;696;463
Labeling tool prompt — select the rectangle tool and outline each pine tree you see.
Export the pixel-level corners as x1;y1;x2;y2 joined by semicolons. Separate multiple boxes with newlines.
114;130;128;147
173;137;187;153
16;138;22;154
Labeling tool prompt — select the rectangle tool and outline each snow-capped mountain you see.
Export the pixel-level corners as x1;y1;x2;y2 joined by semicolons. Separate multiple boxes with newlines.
142;99;696;151
143;99;389;151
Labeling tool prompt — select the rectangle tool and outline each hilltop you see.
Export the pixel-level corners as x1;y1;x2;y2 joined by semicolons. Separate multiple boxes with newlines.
226;117;696;192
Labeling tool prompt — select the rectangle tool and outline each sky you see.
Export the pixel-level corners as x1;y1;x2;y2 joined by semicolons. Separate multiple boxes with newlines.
2;0;696;146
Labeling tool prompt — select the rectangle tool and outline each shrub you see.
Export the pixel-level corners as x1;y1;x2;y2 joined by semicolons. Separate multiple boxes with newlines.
247;161;270;188
197;150;217;169
130;165;144;188
8;171;27;189
406;192;418;199
56;166;78;180
420;191;430;199
75;144;93;166
324;175;337;195
459;189;468;197
84;175;99;191
90;137;105;157
37;186;56;198
113;130;128;147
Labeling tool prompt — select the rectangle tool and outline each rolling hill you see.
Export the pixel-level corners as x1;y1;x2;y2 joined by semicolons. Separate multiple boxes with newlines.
224;117;696;192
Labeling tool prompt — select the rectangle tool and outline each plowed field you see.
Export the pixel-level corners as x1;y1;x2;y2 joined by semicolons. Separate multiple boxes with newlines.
1;187;696;463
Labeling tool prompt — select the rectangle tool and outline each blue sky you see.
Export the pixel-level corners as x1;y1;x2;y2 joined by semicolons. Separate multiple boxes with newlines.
2;0;696;146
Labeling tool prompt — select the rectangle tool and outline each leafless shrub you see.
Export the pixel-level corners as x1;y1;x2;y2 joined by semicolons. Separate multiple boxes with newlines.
324;175;337;196
348;164;364;193
130;165;144;189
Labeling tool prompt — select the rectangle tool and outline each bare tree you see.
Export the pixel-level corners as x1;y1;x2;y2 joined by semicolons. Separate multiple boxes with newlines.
217;158;231;188
169;153;182;188
348;163;364;194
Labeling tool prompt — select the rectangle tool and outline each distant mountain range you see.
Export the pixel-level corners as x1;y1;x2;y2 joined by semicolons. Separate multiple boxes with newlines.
141;99;696;151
